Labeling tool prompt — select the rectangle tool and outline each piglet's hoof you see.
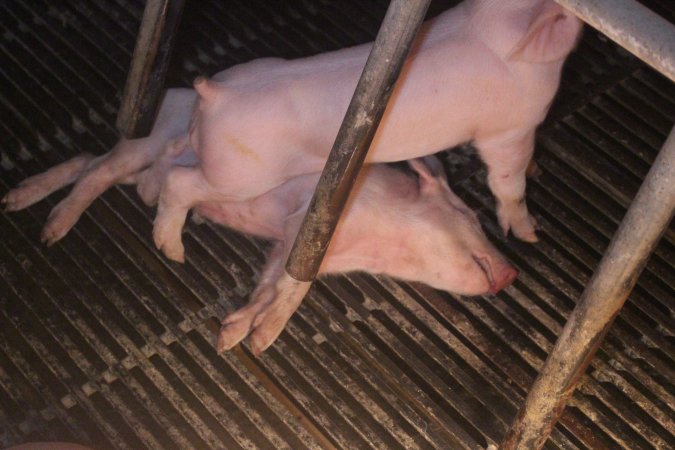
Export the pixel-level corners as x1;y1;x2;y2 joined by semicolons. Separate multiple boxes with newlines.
218;275;311;355
152;205;187;263
218;297;289;356
218;307;262;355
153;225;186;263
40;201;82;246
510;214;539;243
499;209;539;243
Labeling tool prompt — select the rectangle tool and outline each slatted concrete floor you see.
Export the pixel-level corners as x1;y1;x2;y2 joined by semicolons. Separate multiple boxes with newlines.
0;0;673;448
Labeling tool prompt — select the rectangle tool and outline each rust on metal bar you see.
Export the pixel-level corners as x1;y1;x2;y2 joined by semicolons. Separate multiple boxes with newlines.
554;0;675;82
116;0;185;139
500;125;675;450
285;0;432;282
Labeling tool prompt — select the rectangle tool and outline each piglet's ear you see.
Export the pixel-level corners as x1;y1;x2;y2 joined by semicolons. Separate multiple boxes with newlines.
508;3;582;63
408;156;446;191
193;76;219;102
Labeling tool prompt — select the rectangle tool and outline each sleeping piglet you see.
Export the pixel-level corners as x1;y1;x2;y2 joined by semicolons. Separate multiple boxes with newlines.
151;0;583;261
190;155;518;354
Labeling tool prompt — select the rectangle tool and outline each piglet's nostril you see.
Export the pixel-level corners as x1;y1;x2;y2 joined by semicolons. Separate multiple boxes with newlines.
473;255;496;292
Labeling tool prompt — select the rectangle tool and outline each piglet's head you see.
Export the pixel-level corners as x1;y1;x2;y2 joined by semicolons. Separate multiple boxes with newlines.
407;157;517;296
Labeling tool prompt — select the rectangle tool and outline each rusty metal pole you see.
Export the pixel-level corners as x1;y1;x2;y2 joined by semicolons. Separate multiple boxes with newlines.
500;126;675;449
554;0;675;83
285;0;431;282
116;0;185;138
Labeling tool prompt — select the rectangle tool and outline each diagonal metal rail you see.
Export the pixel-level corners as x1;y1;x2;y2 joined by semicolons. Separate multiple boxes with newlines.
554;0;675;83
285;0;432;282
116;0;185;138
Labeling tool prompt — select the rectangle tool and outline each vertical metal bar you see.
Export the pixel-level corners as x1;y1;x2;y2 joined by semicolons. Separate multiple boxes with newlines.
116;0;185;139
554;0;675;83
285;0;432;282
500;126;675;450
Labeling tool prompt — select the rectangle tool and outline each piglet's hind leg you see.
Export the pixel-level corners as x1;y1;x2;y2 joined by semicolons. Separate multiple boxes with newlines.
2;153;95;212
40;139;163;245
39;154;125;246
153;165;212;262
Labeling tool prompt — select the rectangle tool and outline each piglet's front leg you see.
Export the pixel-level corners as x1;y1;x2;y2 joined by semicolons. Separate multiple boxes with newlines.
218;242;311;355
477;129;539;243
152;151;217;262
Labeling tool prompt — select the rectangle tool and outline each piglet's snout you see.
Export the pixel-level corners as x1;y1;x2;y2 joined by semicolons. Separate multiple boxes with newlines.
473;255;518;294
490;265;518;294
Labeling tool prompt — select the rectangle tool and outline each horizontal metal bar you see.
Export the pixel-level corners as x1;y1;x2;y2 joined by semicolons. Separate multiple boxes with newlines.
116;0;185;139
500;125;675;449
555;0;675;83
285;0;432;282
